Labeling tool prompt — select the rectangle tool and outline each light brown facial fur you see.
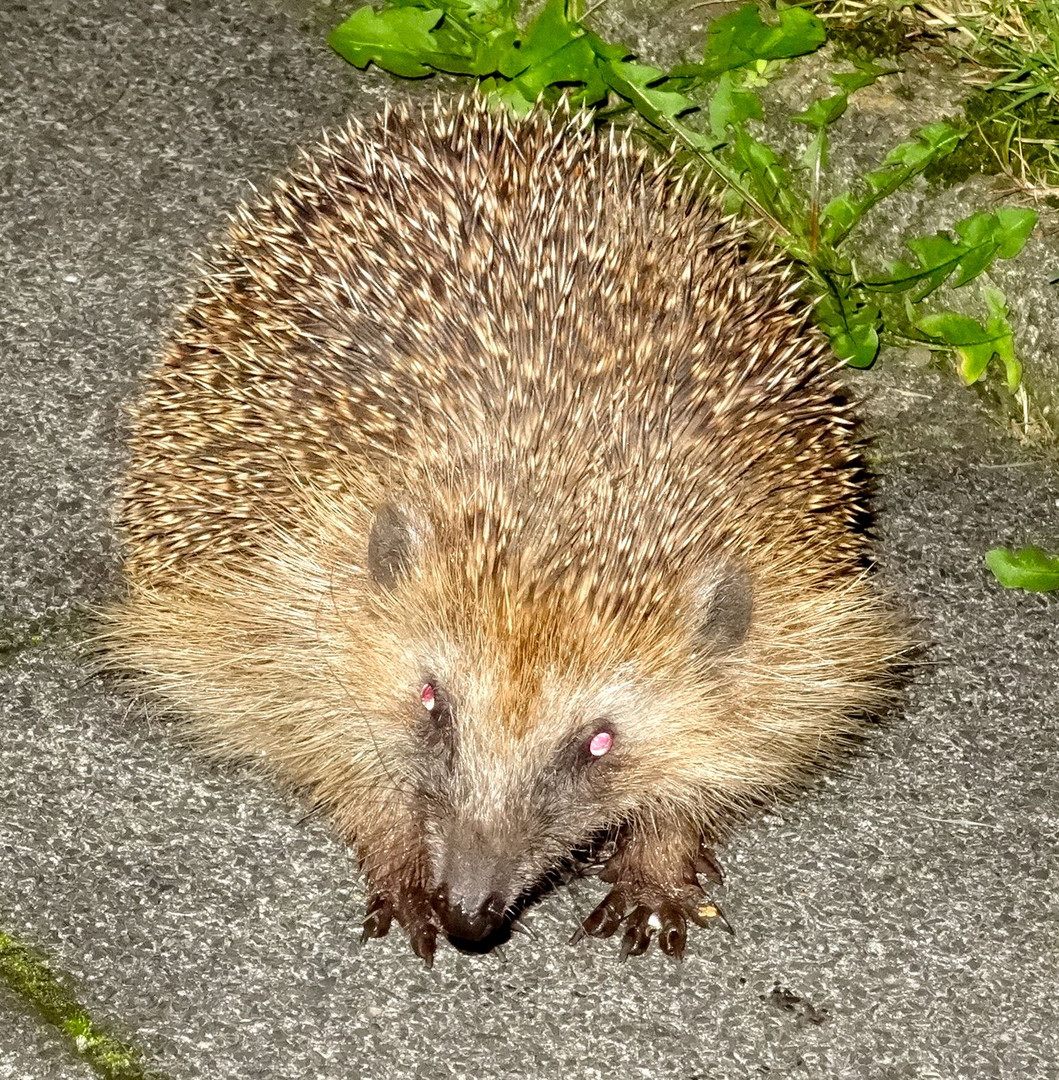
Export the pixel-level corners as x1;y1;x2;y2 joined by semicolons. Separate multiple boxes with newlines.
101;97;903;964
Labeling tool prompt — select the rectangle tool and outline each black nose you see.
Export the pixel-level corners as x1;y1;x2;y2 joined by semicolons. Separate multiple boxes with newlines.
434;886;507;942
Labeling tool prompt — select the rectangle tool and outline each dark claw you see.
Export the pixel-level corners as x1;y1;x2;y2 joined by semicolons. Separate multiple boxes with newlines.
573;880;725;958
712;902;735;936
619;908;653;961
657;907;687;960
581;895;625;938
573;839;727;958
409;923;438;968
361;879;442;963
361;893;393;940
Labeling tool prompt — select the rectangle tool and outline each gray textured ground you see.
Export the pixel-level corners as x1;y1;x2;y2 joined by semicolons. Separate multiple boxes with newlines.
1;1;1057;1078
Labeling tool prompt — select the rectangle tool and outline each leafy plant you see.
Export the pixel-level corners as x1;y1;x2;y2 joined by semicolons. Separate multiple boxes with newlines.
917;286;1022;391
816;1;1059;201
937;0;1059;201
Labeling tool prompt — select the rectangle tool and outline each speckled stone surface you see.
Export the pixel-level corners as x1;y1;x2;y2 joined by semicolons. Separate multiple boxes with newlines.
1;1;1057;1078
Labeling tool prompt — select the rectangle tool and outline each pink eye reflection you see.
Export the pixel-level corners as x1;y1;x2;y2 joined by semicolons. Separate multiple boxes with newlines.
588;730;613;757
420;684;436;711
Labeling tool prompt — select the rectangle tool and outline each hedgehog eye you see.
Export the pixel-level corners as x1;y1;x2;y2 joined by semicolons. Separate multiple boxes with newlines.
418;680;453;730
416;681;455;762
586;725;613;759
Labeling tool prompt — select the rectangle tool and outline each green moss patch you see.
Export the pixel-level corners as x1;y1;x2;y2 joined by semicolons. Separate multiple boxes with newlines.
0;931;169;1080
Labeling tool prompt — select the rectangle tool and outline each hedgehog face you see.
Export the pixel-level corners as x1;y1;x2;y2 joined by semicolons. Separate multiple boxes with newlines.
404;652;644;945
391;578;755;946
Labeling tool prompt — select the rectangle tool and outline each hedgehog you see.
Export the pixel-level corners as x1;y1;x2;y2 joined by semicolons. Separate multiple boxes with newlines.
103;96;903;964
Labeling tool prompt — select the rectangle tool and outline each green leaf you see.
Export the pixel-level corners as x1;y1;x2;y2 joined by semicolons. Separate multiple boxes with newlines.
329;6;446;78
707;71;762;141
791;92;848;130
871;207;1037;301
722;126;809;235
601;60;698;128
830;60;893;94
987;206;1038;259
469;29;521;75
785;61;891;146
916;312;996;382
916;288;1022;390
444;0;518;21
831;320;880;368
479;74;538;112
488;0;629;104
878;122;964;171
821;123;964;246
517;36;606;96
699;4;826;77
817;291;881;368
982;285;1022;390
820;193;857;239
985;547;1059;592
497;0;578;77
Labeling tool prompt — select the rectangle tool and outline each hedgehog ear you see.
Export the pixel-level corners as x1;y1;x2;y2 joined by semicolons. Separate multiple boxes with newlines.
367;500;433;589
686;562;753;659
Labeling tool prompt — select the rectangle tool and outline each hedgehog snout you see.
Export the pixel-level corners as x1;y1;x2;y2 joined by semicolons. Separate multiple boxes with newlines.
431;828;514;943
433;883;507;943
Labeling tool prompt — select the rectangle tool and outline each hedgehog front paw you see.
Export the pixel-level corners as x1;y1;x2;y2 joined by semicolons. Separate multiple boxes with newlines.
361;882;441;967
570;842;731;960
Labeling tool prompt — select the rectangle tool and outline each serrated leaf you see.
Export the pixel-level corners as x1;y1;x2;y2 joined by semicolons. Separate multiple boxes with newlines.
830;61;893;94
497;0;580;78
581;27;630;65
469;28;521;75
329;6;445;78
830;320;880;368
880;122;963;169
601;60;697;127
791;92;848;130
516;36;607;97
724;127;807;231
916;311;986;342
985;547;1059;592
487;0;628;104
444;0;517;21
891;234;967;298
477;75;537;111
820;193;857;238
916;294;1021;390
789;60;890;142
990;206;1038;259
821;123;963;246
707;71;762;141
479;75;538;112
699;4;826;77
916;312;995;382
871;208;1037;301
